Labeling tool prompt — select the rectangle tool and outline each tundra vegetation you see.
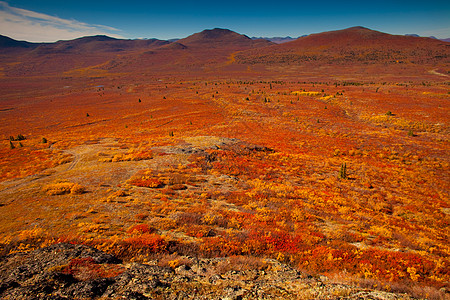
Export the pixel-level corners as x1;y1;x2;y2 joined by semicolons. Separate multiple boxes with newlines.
0;27;449;299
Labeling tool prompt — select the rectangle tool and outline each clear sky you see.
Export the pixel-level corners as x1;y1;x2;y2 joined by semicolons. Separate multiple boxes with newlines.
1;0;449;42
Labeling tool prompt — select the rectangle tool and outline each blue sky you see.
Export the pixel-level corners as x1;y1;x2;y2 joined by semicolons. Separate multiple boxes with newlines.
1;0;449;42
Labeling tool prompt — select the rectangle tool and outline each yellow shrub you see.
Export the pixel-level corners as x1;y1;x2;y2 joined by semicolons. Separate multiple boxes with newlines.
168;259;181;269
43;181;86;195
70;183;86;194
292;91;321;96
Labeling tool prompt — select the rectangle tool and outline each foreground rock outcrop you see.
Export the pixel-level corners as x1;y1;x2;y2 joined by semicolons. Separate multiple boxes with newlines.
0;243;416;299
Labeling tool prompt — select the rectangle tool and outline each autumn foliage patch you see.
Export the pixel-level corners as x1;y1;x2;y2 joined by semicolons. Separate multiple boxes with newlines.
1;77;448;299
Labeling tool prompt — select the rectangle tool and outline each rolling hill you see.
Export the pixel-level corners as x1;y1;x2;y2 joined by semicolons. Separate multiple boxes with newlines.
1;27;448;78
0;28;274;76
0;34;37;49
28;35;170;55
0;35;170;76
86;28;274;75
236;26;450;65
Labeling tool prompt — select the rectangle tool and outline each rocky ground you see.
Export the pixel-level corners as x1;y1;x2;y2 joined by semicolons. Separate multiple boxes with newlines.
0;243;419;300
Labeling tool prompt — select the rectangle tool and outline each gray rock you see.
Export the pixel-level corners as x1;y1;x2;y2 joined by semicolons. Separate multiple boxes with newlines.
0;243;419;299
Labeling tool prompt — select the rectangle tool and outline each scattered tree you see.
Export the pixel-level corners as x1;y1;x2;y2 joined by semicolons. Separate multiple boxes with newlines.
339;163;347;179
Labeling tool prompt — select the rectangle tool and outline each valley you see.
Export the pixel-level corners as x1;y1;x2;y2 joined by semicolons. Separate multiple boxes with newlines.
0;27;449;299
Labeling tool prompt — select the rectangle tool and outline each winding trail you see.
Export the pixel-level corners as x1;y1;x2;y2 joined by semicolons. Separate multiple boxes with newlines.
0;139;111;197
429;69;449;77
0;173;52;196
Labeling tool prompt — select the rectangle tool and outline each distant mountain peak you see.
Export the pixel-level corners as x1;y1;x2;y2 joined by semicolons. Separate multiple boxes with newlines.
75;35;119;41
348;26;370;30
251;36;298;44
405;34;420;37
205;28;239;35
178;28;272;48
330;26;383;34
182;28;248;43
53;35;119;46
295;26;389;44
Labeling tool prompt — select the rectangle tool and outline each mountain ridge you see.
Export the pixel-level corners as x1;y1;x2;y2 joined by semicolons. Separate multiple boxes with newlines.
235;26;450;65
2;27;449;51
0;34;38;50
1;27;449;76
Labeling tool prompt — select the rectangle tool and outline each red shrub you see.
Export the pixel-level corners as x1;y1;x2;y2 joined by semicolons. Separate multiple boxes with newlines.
123;233;167;252
62;257;124;281
127;224;154;234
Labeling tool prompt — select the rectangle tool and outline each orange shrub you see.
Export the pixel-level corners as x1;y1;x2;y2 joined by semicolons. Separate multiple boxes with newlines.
129;177;164;188
122;233;167;252
43;181;86;195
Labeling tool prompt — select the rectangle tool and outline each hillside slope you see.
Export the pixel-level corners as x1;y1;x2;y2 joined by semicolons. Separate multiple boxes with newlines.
0;34;38;49
0;35;169;76
236;26;450;65
97;28;275;74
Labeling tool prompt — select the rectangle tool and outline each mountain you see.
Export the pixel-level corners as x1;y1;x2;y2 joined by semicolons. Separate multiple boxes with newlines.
251;36;299;44
98;28;274;74
406;34;450;40
236;26;450;65
405;34;450;42
0;34;169;55
0;29;275;76
0;34;171;76
30;35;170;55
0;34;38;50
279;26;441;49
1;27;448;77
177;28;273;49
